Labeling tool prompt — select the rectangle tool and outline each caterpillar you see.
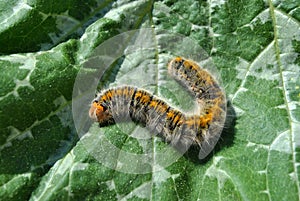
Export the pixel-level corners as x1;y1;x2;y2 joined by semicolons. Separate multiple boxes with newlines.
89;57;227;159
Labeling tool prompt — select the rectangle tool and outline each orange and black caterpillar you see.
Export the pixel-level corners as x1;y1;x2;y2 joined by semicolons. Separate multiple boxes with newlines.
89;57;226;159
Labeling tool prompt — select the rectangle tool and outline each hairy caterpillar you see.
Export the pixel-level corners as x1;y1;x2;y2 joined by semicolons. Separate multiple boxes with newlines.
89;57;227;159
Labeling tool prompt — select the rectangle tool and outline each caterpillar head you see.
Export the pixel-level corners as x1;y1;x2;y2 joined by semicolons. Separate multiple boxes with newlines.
89;101;114;125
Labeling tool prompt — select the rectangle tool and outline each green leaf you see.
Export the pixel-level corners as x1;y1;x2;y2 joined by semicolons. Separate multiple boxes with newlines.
0;0;113;54
0;0;300;201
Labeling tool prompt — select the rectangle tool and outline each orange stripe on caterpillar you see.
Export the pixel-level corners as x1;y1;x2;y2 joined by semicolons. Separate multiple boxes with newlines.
89;57;226;159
